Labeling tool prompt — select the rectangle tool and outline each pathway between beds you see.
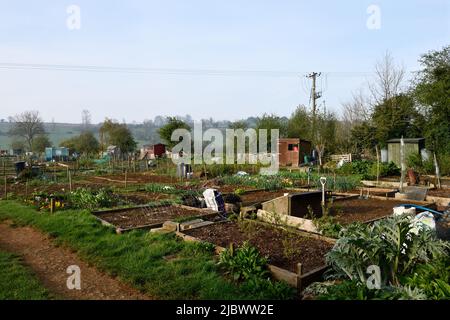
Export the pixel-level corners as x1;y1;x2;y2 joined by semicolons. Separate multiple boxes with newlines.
0;222;152;300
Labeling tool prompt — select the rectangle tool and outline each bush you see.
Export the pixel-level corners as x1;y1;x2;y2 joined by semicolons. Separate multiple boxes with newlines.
318;216;450;300
219;241;269;281
326;216;449;286
68;188;118;210
402;256;450;300
337;160;399;180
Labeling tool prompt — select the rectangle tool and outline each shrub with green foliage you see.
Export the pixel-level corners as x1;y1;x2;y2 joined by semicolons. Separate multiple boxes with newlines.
68;188;118;210
314;216;450;300
337;161;399;180
218;241;295;299
219;241;269;281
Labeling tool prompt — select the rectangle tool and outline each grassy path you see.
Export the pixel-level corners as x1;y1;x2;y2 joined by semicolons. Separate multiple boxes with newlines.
0;222;152;300
0;201;286;300
0;250;51;300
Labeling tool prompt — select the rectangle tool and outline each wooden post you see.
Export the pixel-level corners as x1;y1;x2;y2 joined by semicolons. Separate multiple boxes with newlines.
297;263;303;276
375;145;380;187
399;137;405;193
50;198;55;213
124;170;128;189
3;161;6;200
68;170;72;192
25;179;28;198
296;263;303;290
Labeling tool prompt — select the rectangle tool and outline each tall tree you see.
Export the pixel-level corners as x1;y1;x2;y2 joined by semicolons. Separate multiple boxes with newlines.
31;135;52;153
287;105;312;140
60;131;99;156
8;111;46;151
256;114;288;149
413;45;450;156
314;109;337;166
81;109;92;131
158;117;191;149
369;51;406;106
99;119;136;154
372;93;424;147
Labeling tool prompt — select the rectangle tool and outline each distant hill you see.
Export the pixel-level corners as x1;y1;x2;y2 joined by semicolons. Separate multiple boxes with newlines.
0;115;263;150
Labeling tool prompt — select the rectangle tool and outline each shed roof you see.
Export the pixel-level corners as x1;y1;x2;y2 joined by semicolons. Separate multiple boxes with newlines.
387;138;425;143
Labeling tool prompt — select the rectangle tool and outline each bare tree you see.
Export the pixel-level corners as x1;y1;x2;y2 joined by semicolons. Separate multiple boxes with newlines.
81;109;92;130
8;111;46;151
368;51;406;106
342;87;371;125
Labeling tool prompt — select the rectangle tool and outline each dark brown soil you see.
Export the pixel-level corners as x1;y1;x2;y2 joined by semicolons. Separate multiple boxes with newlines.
239;190;298;205
115;192;172;205
427;188;450;198
184;221;333;274
96;206;212;229
84;173;177;185
0;222;152;300
331;198;431;224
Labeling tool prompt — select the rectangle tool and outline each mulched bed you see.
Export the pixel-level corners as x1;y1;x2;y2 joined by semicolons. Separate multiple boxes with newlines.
331;198;432;225
96;206;212;229
115;192;172;205
85;173;177;185
427;188;450;198
239;190;299;205
184;221;333;274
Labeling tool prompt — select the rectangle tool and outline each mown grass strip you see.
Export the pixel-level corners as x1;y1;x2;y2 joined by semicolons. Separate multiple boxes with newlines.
0;201;291;300
0;251;52;300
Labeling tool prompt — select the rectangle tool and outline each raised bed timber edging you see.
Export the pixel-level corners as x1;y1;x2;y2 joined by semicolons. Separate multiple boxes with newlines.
425;195;450;207
175;220;335;292
258;197;437;237
92;204;218;234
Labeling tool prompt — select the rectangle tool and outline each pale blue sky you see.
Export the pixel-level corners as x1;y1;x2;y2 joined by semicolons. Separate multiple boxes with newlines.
0;0;448;123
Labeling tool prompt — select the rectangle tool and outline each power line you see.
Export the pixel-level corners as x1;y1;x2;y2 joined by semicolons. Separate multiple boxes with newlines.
0;62;417;78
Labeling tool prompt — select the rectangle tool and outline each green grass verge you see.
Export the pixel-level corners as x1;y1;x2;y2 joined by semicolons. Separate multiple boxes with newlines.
0;251;52;300
0;201;292;300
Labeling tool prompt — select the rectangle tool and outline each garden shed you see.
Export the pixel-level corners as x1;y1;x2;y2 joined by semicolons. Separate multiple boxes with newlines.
387;138;425;167
45;147;69;162
278;138;311;167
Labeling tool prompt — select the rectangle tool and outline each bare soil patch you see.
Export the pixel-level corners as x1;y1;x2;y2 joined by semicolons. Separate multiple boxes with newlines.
427;188;450;198
332;198;432;224
96;206;214;229
184;221;333;274
239;190;296;205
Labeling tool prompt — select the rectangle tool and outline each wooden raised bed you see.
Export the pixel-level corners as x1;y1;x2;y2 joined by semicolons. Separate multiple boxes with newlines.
258;196;437;236
92;204;218;234
176;220;335;292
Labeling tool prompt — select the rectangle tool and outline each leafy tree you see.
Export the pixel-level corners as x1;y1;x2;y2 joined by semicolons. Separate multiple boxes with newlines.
350;122;378;155
31;135;52;153
413;45;450;156
228;120;248;130
158;117;191;149
371;93;424;147
287;105;312;140
314;109;338;165
256;114;288;149
8;111;45;151
99;119;136;153
60;131;99;156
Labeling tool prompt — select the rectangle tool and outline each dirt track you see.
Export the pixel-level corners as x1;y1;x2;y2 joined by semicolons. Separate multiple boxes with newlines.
0;222;152;300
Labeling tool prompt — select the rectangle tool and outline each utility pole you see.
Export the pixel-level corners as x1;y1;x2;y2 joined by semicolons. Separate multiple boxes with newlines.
306;72;322;142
